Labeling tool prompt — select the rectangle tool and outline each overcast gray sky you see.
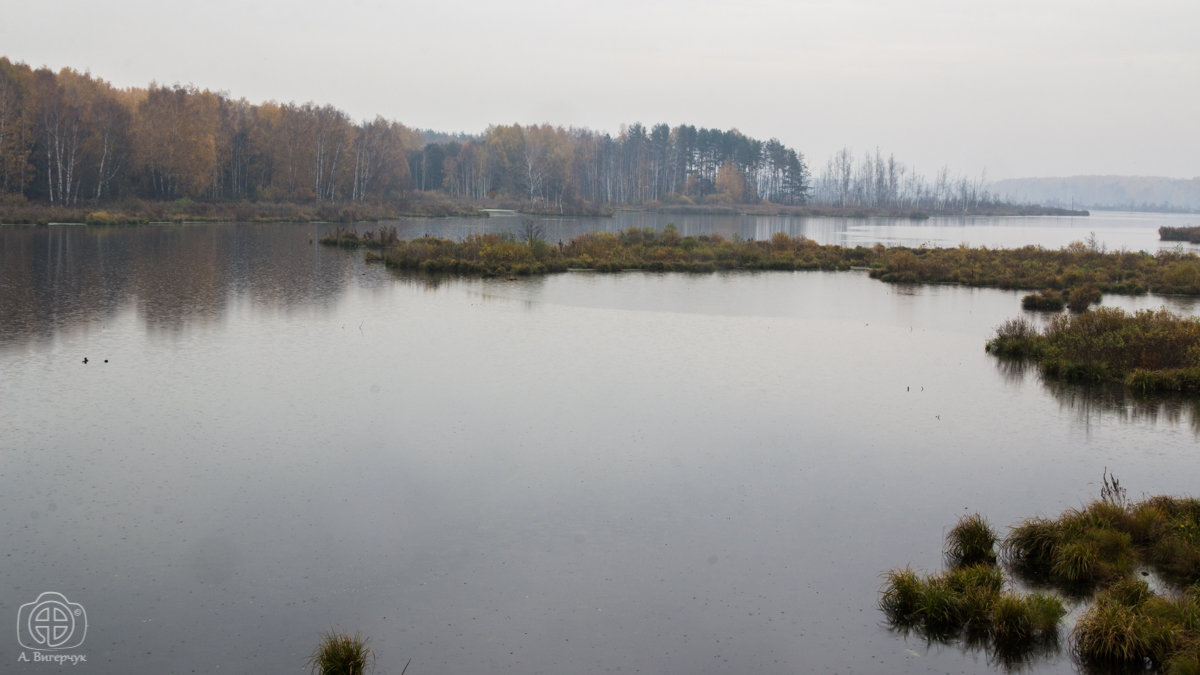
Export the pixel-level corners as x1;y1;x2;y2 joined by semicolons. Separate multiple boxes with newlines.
3;0;1197;180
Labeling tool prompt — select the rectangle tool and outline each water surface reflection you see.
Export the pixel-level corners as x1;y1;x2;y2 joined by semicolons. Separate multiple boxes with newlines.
2;220;1200;675
0;223;354;345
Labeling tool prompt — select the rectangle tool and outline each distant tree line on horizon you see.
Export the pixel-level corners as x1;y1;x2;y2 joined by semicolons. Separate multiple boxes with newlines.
990;175;1200;213
412;122;811;210
0;57;1008;215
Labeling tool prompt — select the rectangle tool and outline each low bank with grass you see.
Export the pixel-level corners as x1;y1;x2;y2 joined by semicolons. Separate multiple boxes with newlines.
0;192;485;226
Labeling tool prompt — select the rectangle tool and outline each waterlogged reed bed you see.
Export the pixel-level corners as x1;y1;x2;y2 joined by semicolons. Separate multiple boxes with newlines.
324;226;1200;298
883;486;1200;672
987;308;1200;392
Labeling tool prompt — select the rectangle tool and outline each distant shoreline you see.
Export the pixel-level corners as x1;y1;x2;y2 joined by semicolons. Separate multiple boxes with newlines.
0;198;1088;226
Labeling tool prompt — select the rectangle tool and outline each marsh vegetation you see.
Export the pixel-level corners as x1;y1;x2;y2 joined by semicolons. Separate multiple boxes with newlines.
882;478;1200;672
1160;226;1200;244
323;227;1200;304
987;308;1200;392
880;514;1066;668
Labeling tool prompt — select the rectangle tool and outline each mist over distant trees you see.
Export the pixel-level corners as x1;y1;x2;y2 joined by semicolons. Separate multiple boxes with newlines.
990;176;1200;212
810;146;1000;212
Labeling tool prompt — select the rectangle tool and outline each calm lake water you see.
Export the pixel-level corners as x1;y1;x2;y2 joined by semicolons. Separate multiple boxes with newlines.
2;211;1200;674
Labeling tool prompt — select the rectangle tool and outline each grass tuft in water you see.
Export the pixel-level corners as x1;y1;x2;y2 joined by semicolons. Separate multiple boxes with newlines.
879;566;924;624
917;576;959;636
944;514;998;568
1002;517;1061;579
306;629;376;675
1071;595;1158;665
879;560;1063;655
946;564;1003;629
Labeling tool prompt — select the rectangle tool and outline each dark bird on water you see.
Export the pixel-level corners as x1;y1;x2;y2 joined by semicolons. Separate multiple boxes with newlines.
82;357;88;364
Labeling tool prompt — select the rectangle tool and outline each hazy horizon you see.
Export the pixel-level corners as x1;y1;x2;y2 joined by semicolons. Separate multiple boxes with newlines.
4;0;1196;181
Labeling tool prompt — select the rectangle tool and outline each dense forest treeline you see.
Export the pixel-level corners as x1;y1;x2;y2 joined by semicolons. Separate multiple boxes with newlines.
1;57;1043;219
0;58;809;214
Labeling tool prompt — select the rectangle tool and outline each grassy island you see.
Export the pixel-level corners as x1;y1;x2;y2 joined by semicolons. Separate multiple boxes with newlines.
987;308;1200;392
1161;226;1200;244
881;481;1200;672
324;226;1200;299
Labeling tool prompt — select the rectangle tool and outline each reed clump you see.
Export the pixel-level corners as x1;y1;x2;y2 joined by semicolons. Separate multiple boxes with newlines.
945;513;998;568
306;629;375;675
1071;580;1200;669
